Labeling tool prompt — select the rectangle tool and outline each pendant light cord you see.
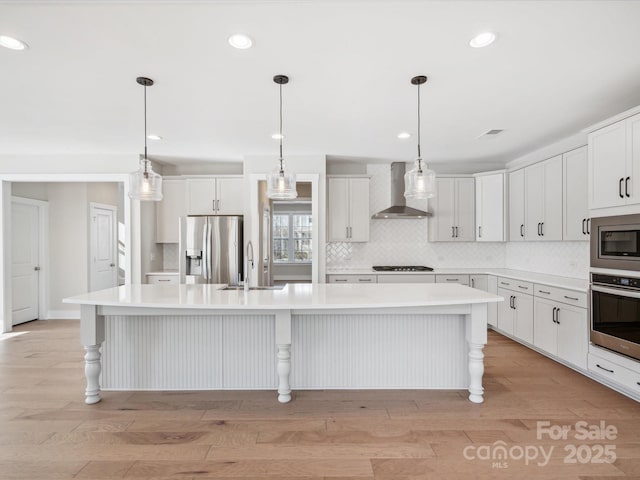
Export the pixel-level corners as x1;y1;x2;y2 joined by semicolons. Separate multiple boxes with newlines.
143;83;148;175
279;82;284;173
416;82;422;173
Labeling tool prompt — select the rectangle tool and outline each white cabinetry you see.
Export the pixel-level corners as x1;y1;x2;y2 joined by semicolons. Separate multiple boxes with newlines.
429;177;474;242
470;274;498;327
563;146;589;240
475;172;506;242
496;278;534;344
146;273;178;285
156;179;187;243
435;274;470;286
327;177;370;242
588;112;640;211
533;297;588;369
509;169;525;241
327;274;376;284
187;177;244;216
377;274;435;283
524;155;562;241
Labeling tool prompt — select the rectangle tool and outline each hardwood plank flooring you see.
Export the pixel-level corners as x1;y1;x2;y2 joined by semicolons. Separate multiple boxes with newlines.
1;319;639;479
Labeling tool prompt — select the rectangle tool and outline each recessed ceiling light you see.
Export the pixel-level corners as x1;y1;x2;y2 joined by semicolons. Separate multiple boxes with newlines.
469;32;496;48
397;132;411;139
147;134;162;141
0;35;28;50
271;133;284;140
228;34;253;50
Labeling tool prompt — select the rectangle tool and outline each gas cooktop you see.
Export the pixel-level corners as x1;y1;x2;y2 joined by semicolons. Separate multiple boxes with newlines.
372;266;434;272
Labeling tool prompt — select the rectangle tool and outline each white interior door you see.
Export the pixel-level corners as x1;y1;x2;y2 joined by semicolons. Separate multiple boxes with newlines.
89;203;117;292
12;202;40;325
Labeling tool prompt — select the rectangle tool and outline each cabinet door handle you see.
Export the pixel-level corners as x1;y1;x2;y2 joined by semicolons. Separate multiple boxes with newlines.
471;278;475;288
452;226;455;238
445;278;459;282
586;218;591;235
539;290;551;295
596;363;614;374
619;178;625;198
537;223;541;236
358;278;372;282
478;226;482;238
509;295;513;308
520;224;524;237
513;296;517;310
217;199;220;211
500;281;510;286
346;226;349;239
518;285;528;290
541;222;544;236
335;278;348;282
213;200;216;211
552;307;557;323
555;307;560;324
564;295;579;301
455;226;459;238
626;177;631;198
158;279;171;282
582;218;586;235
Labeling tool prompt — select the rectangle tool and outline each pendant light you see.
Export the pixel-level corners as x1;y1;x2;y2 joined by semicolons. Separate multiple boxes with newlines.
266;74;297;200
129;76;163;201
404;75;435;200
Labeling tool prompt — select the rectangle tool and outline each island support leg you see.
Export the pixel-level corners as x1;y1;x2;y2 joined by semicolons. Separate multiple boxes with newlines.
465;303;488;404
80;304;105;405
275;310;292;403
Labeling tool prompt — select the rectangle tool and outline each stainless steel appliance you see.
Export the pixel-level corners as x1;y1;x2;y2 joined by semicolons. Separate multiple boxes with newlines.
591;273;640;361
591;214;640;271
372;265;434;272
179;215;243;285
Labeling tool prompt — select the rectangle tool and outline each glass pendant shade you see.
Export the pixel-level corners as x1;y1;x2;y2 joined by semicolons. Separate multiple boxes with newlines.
266;160;297;199
129;158;163;201
404;158;435;200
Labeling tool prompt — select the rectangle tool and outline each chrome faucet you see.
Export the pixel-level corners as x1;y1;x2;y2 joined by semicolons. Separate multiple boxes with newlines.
244;241;254;291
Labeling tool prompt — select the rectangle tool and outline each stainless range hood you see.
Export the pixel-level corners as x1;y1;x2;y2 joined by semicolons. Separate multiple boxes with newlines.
372;162;432;219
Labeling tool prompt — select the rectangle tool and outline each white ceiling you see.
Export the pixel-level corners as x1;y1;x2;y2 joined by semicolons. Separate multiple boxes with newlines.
2;0;640;170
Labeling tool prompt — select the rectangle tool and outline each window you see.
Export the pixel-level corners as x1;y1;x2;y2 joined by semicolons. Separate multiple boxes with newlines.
273;213;312;263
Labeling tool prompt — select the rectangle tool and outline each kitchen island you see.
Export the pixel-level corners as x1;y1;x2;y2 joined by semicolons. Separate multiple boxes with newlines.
64;283;502;405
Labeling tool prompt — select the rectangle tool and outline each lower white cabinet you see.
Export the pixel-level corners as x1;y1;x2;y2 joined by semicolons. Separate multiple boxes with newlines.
327;274;377;284
435;274;470;286
377;274;435;283
497;287;534;343
470;274;498;327
533;297;588;369
146;273;178;285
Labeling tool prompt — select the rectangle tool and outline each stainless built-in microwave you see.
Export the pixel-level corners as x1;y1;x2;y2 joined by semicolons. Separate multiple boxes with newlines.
590;214;640;271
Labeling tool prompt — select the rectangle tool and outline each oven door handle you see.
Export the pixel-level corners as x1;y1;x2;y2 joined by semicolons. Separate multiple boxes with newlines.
591;284;640;299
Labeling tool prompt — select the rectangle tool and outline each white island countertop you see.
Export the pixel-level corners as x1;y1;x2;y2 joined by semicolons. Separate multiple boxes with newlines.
64;283;502;311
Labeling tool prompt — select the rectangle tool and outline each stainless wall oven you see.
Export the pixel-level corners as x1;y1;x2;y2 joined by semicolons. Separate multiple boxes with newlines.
591;214;640;271
591;273;640;361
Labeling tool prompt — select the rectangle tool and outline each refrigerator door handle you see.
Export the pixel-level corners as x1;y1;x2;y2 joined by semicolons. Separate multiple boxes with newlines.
202;221;210;280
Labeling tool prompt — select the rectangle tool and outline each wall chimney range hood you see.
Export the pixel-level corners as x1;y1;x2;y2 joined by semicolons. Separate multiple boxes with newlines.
372;163;432;219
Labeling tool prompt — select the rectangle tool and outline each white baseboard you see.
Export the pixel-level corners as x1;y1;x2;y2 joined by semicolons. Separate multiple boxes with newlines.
45;310;80;320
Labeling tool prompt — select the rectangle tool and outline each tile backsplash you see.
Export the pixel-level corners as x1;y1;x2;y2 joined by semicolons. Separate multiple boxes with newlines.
326;163;589;279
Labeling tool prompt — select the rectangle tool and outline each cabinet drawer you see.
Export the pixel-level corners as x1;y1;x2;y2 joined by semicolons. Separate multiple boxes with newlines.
435;274;470;286
377;274;435;284
327;275;377;284
497;277;533;294
534;284;587;308
147;274;178;285
588;353;640;394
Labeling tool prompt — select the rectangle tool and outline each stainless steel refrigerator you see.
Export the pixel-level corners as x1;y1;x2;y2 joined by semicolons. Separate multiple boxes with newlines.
179;215;243;285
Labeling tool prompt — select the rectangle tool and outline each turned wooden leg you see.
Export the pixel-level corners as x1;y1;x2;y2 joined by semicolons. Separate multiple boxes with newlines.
277;344;291;403
468;341;485;404
84;344;102;404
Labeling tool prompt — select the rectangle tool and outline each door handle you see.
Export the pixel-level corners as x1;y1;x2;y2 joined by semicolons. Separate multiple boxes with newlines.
509;296;513;308
216;199;220;211
346;226;349;239
552;307;557;323
455;226;459;238
452;226;455;238
478;226;482;238
619;178;624;198
596;364;614;374
213;199;216;212
520;224;524;237
537;223;541;236
512;296;516;310
586;218;591;235
556;307;560;324
626;177;631;198
540;222;544;236
582;218;586;235
110;263;115;267
34;266;41;271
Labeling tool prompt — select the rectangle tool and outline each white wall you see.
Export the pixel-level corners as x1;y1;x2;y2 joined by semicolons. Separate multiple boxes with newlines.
47;183;89;317
140;201;163;282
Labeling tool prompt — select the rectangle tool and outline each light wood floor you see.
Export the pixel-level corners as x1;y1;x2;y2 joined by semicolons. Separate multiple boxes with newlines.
1;320;640;479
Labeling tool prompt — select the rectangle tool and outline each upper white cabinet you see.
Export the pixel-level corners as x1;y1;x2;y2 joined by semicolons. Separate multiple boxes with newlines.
588;112;640;210
475;172;506;242
429;177;474;242
327;176;370;242
524;155;562;241
563;146;589;241
187;177;244;216
509;169;525;241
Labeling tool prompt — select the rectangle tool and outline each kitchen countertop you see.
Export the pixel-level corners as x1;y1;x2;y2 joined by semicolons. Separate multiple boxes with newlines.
326;268;589;292
64;283;502;310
